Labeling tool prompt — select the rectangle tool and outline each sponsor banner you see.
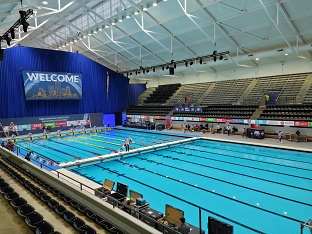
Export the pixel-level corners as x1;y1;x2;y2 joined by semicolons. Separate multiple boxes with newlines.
56;121;67;127
67;121;78;126
199;118;206;122
243;120;250;124
224;119;234;123
149;116;154;119
17;124;32;131
31;123;44;130
254;120;268;125
216;118;224;122
283;121;294;126
22;70;82;100
207;118;215;122
294;121;309;127
154;116;166;120
309;122;312;127
44;122;56;128
267;120;283;125
233;119;244;124
166;116;171;120
173;107;203;113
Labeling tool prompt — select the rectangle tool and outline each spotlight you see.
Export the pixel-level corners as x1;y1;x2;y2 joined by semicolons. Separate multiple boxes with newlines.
171;59;174;64
169;67;174;75
10;28;15;39
143;69;145;74
153;68;156;72
213;50;217;55
190;61;193;65
213;56;217;62
135;71;138;75
162;66;164;70
4;35;12;46
146;69;149;73
166;66;169;69
199;59;202;64
185;61;188;67
129;72;132;75
219;55;223;60
174;63;176;69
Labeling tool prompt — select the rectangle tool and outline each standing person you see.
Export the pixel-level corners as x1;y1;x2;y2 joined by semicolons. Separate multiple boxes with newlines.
243;127;247;138
25;150;33;161
226;125;231;136
178;217;190;234
124;138;130;152
278;131;283;143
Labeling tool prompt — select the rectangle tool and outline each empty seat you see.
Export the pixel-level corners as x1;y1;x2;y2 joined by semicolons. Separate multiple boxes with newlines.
4;191;19;201
35;190;47;198
30;186;41;194
72;217;86;233
57;192;65;199
70;200;79;209
81;225;96;234
55;205;67;216
63;210;76;225
78;204;87;214
40;195;52;204
48;199;59;209
0;182;9;189
10;197;27;210
85;209;96;220
17;204;35;218
25;212;44;232
35;220;54;234
0;186;14;195
63;196;72;203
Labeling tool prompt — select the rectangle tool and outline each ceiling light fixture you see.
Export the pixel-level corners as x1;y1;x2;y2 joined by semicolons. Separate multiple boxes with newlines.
42;1;48;4
153;0;158;6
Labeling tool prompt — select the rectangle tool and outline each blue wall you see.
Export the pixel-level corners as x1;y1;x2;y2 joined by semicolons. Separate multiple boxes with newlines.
0;47;129;118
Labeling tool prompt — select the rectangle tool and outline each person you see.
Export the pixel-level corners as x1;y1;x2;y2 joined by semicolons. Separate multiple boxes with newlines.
124;138;130;152
25;150;33;161
28;132;32;138
178;217;190;234
243;127;247;138
46;126;51;134
226;125;231;136
296;130;300;136
216;124;221;134
9;140;14;151
278;131;283;143
107;121;110;128
1;141;6;147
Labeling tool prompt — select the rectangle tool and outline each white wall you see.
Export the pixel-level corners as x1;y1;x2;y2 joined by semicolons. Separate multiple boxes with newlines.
147;59;312;87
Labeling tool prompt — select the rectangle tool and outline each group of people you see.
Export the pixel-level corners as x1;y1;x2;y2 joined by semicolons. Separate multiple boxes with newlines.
114;137;133;153
1;140;15;151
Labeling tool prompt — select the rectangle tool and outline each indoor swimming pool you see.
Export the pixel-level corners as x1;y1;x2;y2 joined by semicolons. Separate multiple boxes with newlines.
66;138;312;234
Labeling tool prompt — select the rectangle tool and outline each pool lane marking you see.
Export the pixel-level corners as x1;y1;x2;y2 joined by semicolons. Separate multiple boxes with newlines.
63;137;115;151
16;144;62;163
48;139;101;155
31;141;81;159
76;135;120;146
111;160;307;223
169;148;312;181
133;155;311;207
150;151;312;192
192;141;312;168
95;163;301;230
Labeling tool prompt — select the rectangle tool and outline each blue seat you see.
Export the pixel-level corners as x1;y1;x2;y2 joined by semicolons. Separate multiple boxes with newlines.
81;225;96;234
85;209;96;221
17;204;35;218
63;210;76;225
40;195;52;204
25;211;44;232
35;220;54;234
55;205;66;216
48;199;59;209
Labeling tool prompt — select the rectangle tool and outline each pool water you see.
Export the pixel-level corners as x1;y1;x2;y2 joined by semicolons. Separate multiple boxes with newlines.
68;139;312;234
15;129;187;163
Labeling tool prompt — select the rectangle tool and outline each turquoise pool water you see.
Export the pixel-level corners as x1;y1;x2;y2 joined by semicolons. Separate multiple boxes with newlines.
68;138;312;234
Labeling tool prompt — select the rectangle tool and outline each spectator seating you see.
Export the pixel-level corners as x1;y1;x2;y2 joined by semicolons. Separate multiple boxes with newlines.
125;105;173;116
259;105;312;121
144;83;181;104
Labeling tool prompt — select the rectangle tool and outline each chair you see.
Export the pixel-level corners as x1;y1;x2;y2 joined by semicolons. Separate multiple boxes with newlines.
10;197;27;210
0;182;9;189
35;190;47;198
57;192;65;199
55;205;67;216
70;200;79;209
35;220;54;234
63;196;72;203
40;195;52;204
30;186;41;194
72;217;86;233
48;199;59;209
25;211;44;232
0;186;14;195
63;210;76;225
85;209;96;221
77;204;87;214
17;204;35;218
81;225;96;234
4;191;19;201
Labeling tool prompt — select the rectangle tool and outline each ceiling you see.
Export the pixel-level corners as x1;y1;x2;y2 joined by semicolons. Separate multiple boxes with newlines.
1;0;312;81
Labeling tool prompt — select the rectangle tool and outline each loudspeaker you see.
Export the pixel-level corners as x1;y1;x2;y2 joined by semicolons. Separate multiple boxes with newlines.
169;67;174;75
0;49;4;61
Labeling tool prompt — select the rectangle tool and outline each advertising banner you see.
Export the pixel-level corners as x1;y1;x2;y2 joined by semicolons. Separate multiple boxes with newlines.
22;71;82;100
173;107;203;113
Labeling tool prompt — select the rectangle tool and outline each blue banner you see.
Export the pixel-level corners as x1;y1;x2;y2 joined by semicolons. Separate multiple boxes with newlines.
22;70;82;100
